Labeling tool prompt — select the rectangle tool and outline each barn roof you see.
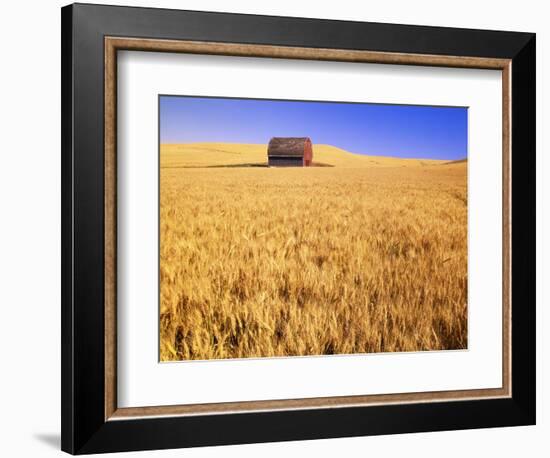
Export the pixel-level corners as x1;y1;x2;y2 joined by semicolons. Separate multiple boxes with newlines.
267;137;311;157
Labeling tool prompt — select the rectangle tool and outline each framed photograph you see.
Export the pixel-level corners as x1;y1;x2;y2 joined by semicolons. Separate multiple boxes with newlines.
61;3;536;454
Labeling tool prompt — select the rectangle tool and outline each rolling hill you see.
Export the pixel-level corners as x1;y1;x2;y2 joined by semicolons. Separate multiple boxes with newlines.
160;143;451;169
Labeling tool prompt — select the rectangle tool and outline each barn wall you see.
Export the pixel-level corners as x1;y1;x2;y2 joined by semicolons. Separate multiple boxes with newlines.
268;157;304;167
304;142;313;166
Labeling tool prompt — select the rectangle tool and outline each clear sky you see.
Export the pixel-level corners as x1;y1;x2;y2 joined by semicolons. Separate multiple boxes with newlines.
160;95;468;160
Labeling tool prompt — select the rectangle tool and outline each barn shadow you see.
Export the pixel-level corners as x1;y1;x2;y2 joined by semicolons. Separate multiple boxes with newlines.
205;162;335;168
162;162;334;169
205;163;268;168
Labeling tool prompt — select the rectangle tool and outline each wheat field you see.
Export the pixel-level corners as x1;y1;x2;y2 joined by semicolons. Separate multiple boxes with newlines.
160;143;467;361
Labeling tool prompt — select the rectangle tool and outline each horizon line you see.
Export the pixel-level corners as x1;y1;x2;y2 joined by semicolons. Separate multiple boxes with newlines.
159;141;468;162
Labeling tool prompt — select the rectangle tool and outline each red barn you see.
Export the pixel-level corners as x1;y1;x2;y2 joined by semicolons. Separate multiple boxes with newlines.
267;137;313;167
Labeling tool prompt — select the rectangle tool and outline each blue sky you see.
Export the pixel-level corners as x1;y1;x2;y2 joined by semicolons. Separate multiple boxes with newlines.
160;95;468;160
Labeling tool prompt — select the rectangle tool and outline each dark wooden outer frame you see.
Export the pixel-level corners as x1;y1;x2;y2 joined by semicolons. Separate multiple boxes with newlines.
62;3;536;454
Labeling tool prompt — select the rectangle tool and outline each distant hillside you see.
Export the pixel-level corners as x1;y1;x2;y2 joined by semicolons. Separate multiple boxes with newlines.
442;158;467;165
161;143;266;168
160;143;450;169
312;144;445;168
